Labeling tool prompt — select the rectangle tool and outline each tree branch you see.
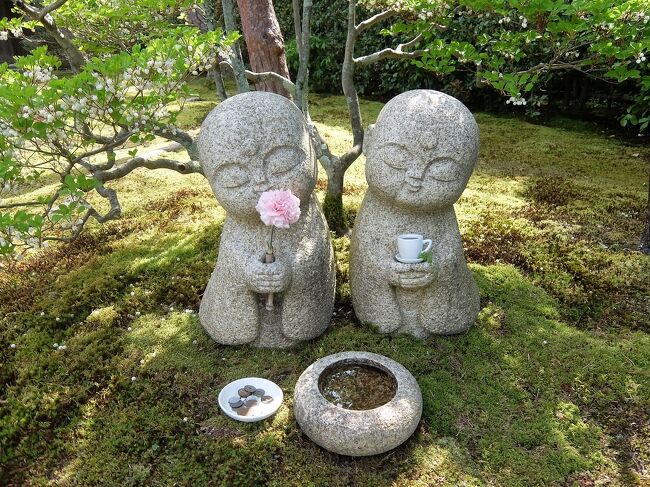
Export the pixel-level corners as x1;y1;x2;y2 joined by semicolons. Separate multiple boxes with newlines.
94;157;203;183
43;184;121;242
341;0;364;166
354;48;427;65
354;34;427;66
12;0;86;71
221;0;250;93
153;128;199;160
355;9;397;33
220;61;296;96
293;0;302;60
517;59;591;75
0;200;43;209
399;32;425;51
294;0;313;115
38;0;69;19
71;131;131;165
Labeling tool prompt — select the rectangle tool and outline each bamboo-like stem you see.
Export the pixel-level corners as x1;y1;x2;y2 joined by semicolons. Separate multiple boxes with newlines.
265;251;275;310
265;225;276;310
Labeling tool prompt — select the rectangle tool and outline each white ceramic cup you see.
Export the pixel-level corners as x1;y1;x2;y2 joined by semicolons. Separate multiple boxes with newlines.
397;234;432;260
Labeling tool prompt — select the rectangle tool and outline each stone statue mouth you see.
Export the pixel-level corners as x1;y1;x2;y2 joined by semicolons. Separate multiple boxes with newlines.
404;181;422;192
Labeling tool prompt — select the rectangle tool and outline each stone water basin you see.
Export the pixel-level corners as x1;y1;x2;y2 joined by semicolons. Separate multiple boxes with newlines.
293;351;422;456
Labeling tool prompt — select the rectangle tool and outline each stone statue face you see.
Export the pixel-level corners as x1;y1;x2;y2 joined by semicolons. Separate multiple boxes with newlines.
198;92;316;220
364;90;479;211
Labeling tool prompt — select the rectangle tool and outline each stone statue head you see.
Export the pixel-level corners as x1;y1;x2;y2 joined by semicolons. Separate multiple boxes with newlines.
198;92;317;220
364;90;479;211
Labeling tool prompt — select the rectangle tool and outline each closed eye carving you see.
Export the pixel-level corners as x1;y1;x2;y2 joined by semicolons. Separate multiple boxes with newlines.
215;162;250;189
425;157;462;182
264;145;305;176
378;143;412;171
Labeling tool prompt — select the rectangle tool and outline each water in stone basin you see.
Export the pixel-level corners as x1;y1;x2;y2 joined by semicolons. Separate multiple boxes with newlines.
318;362;397;410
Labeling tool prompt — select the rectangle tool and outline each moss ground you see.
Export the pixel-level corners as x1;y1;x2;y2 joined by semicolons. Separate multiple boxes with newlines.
1;82;649;486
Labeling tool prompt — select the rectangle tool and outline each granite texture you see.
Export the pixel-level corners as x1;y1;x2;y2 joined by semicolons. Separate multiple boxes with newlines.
350;90;480;337
197;92;335;348
293;351;422;456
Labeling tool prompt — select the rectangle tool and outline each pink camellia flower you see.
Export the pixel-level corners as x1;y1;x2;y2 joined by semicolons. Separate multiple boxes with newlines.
256;189;301;229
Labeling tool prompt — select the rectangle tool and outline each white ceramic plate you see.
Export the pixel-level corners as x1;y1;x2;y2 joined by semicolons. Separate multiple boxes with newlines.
218;377;283;423
395;254;424;264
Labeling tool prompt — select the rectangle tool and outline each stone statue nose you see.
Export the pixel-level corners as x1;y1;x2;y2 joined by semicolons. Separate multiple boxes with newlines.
253;176;270;193
405;168;424;182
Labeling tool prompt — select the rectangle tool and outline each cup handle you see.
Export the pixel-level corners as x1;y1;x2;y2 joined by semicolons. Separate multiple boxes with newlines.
422;239;432;253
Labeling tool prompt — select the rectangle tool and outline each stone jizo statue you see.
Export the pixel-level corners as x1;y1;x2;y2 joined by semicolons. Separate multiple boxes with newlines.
350;90;480;337
197;92;335;348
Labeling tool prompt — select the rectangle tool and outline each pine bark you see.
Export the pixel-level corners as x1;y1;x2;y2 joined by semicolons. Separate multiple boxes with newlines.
236;0;291;98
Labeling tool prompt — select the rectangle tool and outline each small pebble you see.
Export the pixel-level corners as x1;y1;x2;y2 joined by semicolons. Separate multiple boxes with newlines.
192;340;198;345
53;343;59;348
244;385;256;394
238;388;251;398
127;327;132;332
253;388;265;397
140;359;145;365
131;376;136;382
135;311;141;317
261;395;273;404
151;352;157;357
183;417;188;422
9;343;16;349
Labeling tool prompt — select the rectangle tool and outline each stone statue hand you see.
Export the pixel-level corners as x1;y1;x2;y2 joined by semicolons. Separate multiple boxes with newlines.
388;260;435;289
246;258;292;294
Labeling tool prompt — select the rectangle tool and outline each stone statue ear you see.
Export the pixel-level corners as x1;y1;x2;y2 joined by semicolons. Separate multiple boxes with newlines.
364;124;375;153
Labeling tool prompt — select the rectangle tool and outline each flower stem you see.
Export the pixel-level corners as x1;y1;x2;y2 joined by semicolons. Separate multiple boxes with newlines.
268;226;275;254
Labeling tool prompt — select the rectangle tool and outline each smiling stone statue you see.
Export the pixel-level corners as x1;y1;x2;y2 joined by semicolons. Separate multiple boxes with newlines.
350;90;480;337
198;92;335;348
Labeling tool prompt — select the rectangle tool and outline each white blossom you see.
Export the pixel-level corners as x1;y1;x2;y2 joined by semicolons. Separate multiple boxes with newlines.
506;95;527;106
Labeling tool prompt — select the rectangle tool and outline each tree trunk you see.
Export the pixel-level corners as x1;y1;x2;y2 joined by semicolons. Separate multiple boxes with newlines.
203;0;228;101
222;0;250;93
641;164;650;255
323;165;347;236
236;0;292;98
